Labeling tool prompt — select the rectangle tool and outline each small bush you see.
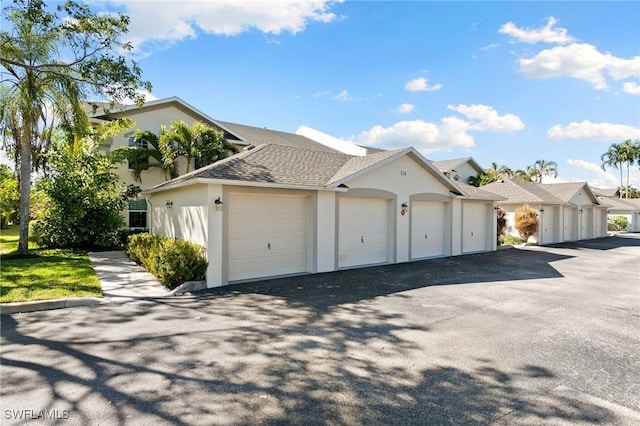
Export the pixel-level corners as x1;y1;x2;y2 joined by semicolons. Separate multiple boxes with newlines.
514;204;539;241
607;215;629;232
496;207;507;243
117;228;149;248
499;234;525;246
126;233;208;289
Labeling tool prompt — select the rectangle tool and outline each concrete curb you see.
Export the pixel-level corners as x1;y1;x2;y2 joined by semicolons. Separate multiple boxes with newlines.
169;280;207;295
0;297;105;315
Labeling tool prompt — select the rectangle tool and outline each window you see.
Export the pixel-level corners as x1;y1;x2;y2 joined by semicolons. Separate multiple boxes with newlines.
128;135;148;150
128;199;147;229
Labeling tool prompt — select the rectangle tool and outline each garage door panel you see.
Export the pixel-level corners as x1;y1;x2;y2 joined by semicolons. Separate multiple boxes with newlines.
339;198;389;268
463;203;488;253
228;194;308;281
542;207;556;243
411;201;446;259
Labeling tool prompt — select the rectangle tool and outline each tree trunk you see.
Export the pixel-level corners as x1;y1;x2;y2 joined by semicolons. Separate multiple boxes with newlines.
18;136;31;254
619;166;623;199
625;163;630;199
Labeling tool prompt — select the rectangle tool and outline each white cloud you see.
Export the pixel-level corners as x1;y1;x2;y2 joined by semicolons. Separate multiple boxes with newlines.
447;104;525;132
517;42;640;90
567;159;619;187
623;81;640;95
394;103;414;114
120;90;158;105
350;105;523;154
106;0;343;52
351;117;473;154
333;90;353;102
547;120;640;141
499;16;574;45
313;91;331;98
405;77;442;92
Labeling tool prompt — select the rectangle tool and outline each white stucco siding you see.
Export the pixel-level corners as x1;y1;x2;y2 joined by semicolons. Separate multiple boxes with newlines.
111;105;211;190
148;184;211;245
453;162;479;184
563;207;576;241
344;154;454;263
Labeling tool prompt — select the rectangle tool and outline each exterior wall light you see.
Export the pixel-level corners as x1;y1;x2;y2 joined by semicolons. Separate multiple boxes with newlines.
165;200;173;208
214;197;223;211
401;202;408;216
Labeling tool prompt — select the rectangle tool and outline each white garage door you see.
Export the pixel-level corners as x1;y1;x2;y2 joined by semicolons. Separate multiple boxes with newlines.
541;207;556;244
228;194;308;281
582;208;593;239
339;198;388;268
563;208;574;241
462;203;488;253
411;201;446;259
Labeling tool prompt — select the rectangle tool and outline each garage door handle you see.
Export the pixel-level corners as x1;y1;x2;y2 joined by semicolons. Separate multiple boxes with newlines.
268;242;271;250
425;234;428;239
361;236;364;243
471;231;474;236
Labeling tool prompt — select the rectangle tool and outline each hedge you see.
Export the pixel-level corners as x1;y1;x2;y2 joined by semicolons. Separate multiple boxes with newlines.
126;233;208;289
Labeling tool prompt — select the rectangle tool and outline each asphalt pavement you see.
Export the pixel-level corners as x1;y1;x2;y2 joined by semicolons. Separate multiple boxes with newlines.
1;235;639;425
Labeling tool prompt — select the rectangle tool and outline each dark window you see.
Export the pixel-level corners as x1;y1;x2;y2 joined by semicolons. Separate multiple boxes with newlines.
128;199;147;228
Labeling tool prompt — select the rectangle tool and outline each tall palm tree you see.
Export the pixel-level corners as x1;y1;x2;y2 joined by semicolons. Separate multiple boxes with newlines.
618;140;636;198
533;159;558;183
601;143;624;198
160;120;238;174
514;166;539;182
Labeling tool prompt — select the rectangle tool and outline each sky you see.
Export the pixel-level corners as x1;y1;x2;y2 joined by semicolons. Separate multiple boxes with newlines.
4;1;640;188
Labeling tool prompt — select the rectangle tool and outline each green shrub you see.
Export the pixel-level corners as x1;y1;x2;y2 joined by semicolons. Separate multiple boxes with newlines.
126;233;208;289
499;234;525;246
126;233;163;266
607;215;629;232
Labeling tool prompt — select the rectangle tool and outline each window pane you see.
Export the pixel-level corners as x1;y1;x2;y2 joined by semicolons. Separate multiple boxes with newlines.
128;199;147;211
129;211;147;228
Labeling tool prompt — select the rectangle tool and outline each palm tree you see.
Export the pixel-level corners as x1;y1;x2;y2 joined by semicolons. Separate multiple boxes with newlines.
601;143;624;198
0;1;149;254
160;120;238;174
533;159;558;183
111;129;178;182
618;140;636;198
514;166;539;182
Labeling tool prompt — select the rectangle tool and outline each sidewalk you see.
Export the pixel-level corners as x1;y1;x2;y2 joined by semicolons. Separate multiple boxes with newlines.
1;251;170;315
89;251;170;302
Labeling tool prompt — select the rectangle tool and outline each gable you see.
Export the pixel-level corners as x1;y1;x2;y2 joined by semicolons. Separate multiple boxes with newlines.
344;154;453;196
568;186;599;207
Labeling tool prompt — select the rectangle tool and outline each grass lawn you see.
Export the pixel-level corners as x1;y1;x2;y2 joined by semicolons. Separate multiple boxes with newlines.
0;225;102;303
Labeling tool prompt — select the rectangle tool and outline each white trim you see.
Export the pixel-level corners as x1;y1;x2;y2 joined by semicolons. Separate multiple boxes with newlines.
141;177;350;195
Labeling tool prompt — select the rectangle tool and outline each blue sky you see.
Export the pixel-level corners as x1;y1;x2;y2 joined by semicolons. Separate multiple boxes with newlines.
5;1;640;188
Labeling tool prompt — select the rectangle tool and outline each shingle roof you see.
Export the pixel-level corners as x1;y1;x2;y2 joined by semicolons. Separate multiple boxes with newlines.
455;182;506;201
216;120;340;153
148;144;351;191
540;182;598;204
592;187;619;197
482;179;566;204
327;149;406;185
600;196;640;211
432;157;484;174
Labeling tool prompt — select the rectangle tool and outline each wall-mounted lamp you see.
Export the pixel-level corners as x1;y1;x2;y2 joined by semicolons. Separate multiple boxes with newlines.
578;209;583;213
214;196;223;211
494;206;501;210
401;202;408;216
401;202;408;208
165;200;173;208
539;208;545;212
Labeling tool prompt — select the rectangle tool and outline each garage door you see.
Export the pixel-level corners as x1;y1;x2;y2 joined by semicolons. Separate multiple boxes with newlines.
462;203;488;253
339;198;388;268
563;208;574;241
541;207;555;244
411;201;446;259
582;208;593;239
228;194;308;281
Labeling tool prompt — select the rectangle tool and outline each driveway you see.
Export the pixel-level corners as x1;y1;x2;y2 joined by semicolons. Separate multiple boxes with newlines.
1;235;639;425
